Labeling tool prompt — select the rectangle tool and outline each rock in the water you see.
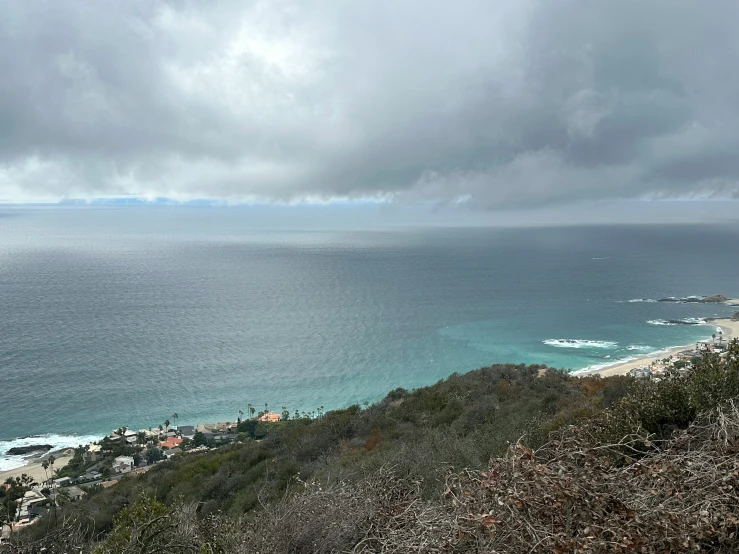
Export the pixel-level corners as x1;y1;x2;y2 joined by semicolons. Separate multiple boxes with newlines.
659;295;728;303
6;444;53;455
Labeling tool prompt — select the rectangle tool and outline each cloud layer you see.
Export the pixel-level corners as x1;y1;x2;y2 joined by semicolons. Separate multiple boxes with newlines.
1;0;739;206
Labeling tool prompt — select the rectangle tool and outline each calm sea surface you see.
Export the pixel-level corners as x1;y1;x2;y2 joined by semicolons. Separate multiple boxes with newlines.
1;208;738;468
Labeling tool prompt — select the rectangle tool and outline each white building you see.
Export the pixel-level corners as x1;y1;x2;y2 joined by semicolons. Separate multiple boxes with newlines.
113;455;135;474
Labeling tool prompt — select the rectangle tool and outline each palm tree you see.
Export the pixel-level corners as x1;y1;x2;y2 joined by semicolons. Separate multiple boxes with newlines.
713;333;717;343
172;412;179;429
248;404;254;418
164;419;170;433
238;410;243;424
41;459;51;486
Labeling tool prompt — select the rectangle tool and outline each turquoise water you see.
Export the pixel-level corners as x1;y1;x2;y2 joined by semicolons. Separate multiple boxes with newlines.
1;208;737;469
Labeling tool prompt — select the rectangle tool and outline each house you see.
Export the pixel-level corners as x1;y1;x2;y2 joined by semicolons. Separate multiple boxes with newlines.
630;366;652;379
52;477;72;488
113;455;135;474
215;421;236;432
164;447;182;459
17;490;47;519
84;443;102;462
158;437;183;449
258;412;281;423
177;425;195;439
77;471;102;483
64;486;86;502
112;428;138;444
203;433;239;444
196;423;215;433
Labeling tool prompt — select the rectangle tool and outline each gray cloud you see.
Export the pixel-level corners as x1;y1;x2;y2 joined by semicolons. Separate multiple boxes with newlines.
1;0;738;206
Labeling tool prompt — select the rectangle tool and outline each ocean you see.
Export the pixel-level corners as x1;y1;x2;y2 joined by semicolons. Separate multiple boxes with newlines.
1;207;738;470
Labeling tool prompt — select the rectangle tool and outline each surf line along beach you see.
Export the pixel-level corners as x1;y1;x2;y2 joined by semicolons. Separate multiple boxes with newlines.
0;450;75;484
579;317;739;378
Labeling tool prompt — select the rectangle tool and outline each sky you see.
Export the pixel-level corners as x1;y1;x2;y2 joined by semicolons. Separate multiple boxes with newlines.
1;0;739;222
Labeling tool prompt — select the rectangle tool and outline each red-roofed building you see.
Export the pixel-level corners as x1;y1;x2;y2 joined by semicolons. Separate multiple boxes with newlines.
158;437;183;449
258;412;281;423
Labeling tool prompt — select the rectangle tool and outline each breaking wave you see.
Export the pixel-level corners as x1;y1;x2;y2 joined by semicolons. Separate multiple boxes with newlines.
0;433;102;472
647;318;708;326
543;339;618;349
573;356;640;374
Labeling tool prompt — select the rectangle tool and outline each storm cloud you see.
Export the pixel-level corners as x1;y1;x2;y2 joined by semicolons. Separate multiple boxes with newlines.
1;0;739;206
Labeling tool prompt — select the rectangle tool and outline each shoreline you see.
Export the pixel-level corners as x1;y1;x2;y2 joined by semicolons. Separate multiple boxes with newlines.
0;450;75;484
578;317;738;377
2;302;737;466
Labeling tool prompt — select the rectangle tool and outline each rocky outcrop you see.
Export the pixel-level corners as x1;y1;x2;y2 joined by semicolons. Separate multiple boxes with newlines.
732;312;739;321
704;295;729;303
5;444;53;455
659;295;729;303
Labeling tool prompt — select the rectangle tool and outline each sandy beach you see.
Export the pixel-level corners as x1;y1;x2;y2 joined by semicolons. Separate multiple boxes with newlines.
0;451;74;484
582;317;739;378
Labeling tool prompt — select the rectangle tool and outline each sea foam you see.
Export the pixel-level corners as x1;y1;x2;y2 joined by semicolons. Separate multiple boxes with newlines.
543;339;618;349
647;318;708;326
0;433;102;472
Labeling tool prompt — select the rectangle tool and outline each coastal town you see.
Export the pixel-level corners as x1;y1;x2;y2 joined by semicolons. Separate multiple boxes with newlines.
1;409;291;540
628;333;734;379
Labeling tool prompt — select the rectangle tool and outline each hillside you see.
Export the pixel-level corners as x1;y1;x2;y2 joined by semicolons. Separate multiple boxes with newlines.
4;340;739;553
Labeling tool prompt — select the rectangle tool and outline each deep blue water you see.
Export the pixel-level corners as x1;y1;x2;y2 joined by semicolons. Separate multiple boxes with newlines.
1;208;737;468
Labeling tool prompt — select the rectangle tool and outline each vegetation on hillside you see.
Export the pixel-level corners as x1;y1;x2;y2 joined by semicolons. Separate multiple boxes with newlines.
4;339;739;553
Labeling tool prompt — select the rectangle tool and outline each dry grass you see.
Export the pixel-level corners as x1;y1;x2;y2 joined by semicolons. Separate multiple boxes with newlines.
7;401;739;553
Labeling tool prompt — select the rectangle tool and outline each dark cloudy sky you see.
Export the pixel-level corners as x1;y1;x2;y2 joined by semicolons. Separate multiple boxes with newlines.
1;0;739;215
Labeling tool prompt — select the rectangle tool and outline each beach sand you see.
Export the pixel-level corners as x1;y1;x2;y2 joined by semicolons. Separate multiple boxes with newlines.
0;451;74;484
581;318;739;377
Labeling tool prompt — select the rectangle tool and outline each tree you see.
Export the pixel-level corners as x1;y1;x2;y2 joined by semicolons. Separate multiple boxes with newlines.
116;427;127;444
164;419;170;433
95;492;172;553
192;431;207;447
238;410;243;424
171;412;179;429
249;404;255;418
1;474;36;532
145;446;164;464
